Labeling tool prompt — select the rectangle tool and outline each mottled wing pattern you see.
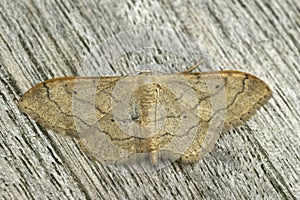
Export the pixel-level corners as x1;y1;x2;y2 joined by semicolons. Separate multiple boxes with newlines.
18;71;272;164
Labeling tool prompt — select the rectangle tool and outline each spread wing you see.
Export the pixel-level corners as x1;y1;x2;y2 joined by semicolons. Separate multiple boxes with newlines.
18;71;271;164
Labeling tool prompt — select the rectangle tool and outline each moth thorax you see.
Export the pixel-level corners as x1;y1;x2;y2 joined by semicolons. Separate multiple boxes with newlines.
134;83;160;127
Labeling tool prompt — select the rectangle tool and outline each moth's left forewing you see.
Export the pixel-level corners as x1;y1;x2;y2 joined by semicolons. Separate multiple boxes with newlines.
18;77;78;136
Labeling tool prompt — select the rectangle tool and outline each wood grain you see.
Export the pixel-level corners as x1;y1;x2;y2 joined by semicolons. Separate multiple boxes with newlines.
0;0;299;199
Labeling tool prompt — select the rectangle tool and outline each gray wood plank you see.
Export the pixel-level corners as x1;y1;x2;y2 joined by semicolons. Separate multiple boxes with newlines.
0;0;299;199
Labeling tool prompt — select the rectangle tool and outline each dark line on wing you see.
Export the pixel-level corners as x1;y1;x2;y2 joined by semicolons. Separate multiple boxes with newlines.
43;82;90;128
207;74;248;122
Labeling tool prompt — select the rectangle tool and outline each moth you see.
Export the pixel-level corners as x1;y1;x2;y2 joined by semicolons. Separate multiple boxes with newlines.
18;68;272;165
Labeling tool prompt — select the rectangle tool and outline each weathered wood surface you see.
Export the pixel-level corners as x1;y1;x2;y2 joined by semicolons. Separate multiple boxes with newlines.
0;0;299;199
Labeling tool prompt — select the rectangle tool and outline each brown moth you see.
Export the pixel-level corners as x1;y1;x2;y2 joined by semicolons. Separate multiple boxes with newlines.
18;69;272;165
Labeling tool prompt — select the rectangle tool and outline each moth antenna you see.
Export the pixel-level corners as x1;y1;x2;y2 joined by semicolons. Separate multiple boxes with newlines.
182;60;204;73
